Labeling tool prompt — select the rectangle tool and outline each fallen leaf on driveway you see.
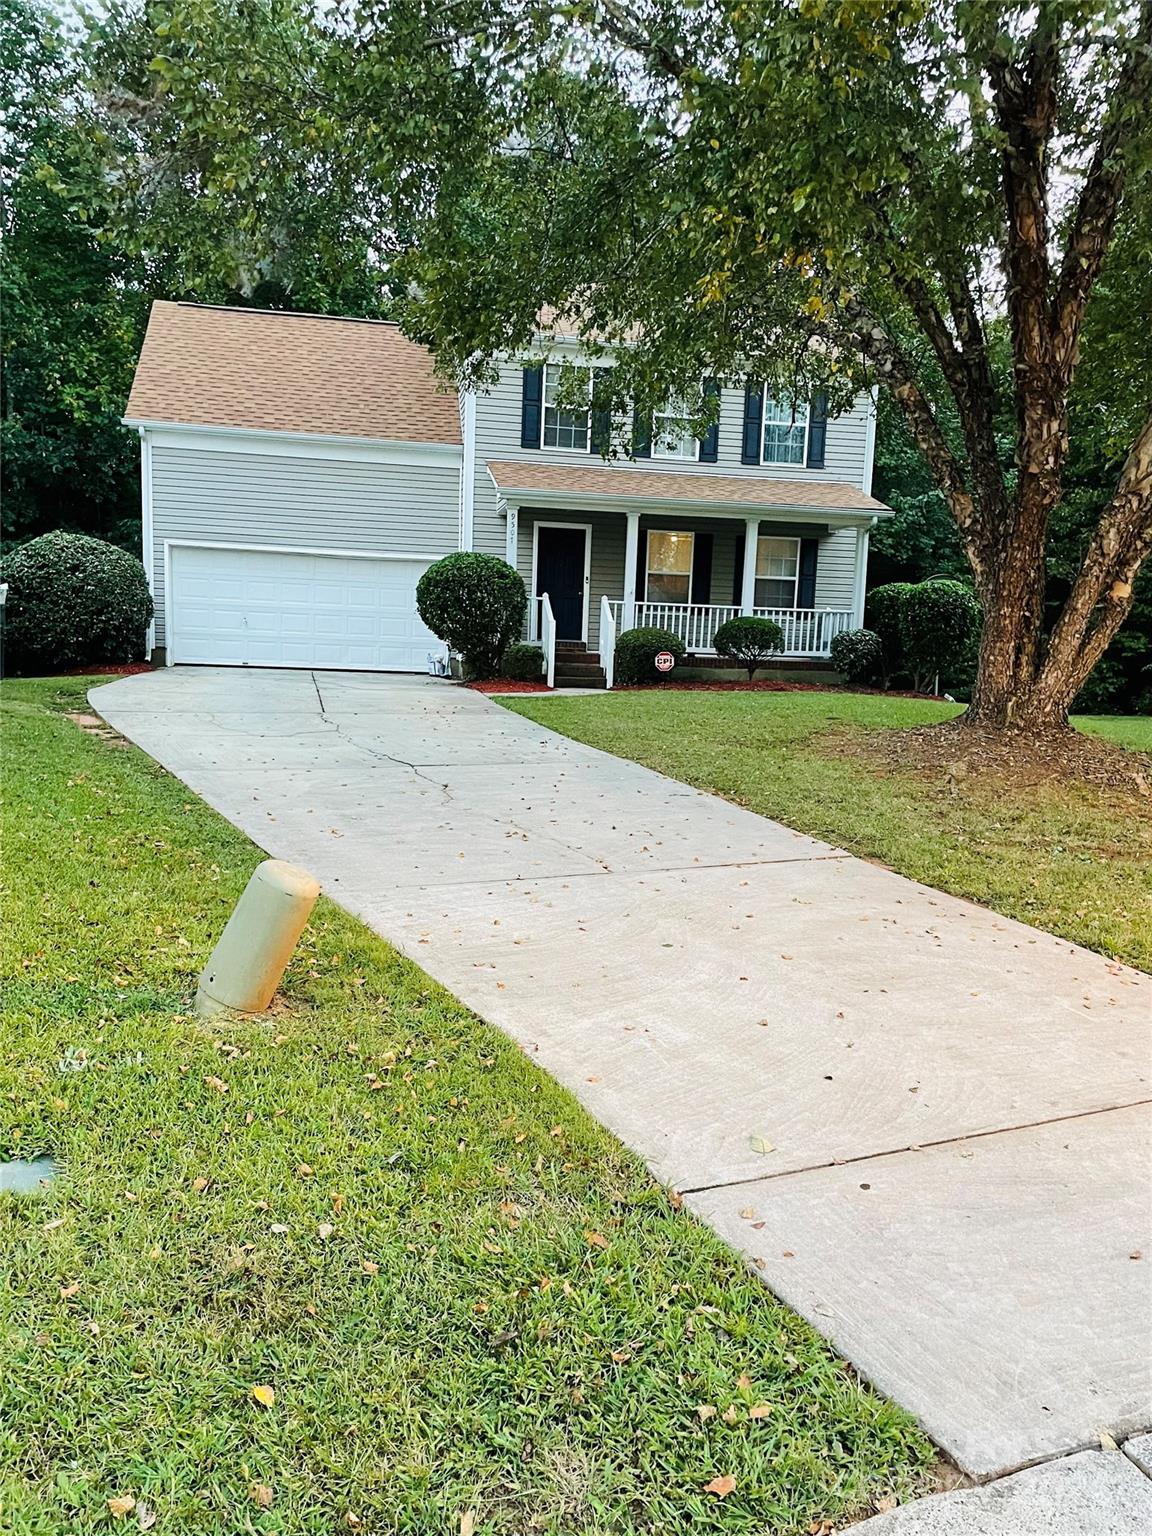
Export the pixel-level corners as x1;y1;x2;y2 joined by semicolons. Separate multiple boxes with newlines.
703;1475;736;1497
748;1136;775;1154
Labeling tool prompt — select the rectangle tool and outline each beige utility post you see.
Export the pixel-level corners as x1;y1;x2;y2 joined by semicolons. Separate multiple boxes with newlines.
196;859;320;1018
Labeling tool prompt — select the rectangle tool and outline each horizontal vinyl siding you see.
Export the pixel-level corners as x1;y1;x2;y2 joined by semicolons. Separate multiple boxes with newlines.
471;361;874;507
813;527;859;611
150;445;461;646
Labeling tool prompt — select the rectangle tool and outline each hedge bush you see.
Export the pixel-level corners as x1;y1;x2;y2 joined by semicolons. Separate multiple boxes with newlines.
613;626;685;685
864;582;915;684
502;642;544;682
901;580;982;692
830;628;883;684
712;616;784;680
415;553;528;679
864;579;981;691
2;531;153;673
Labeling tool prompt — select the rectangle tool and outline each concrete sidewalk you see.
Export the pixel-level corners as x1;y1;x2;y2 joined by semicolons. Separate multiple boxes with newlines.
91;668;1152;1484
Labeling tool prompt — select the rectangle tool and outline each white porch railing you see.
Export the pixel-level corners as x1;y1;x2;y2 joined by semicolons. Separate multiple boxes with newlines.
605;601;854;662
600;594;616;689
538;592;557;688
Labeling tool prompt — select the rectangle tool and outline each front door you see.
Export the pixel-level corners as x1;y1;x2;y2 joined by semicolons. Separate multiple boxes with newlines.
535;526;587;641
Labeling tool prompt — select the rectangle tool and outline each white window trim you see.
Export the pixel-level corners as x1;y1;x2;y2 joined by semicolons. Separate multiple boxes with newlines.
643;529;696;605
754;533;802;610
529;519;593;644
541;363;594;454
760;394;810;468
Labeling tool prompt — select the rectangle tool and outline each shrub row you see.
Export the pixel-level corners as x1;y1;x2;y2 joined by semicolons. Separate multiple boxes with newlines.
830;579;981;692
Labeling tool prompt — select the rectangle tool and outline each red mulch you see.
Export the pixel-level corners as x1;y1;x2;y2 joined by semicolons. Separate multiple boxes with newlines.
58;662;153;677
619;680;938;697
467;679;553;693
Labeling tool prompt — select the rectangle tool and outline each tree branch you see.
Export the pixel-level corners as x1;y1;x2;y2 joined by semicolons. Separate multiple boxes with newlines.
1051;0;1152;386
1039;408;1152;696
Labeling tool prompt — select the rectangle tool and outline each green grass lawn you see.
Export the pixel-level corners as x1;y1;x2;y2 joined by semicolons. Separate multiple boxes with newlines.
0;677;933;1536
505;691;1152;973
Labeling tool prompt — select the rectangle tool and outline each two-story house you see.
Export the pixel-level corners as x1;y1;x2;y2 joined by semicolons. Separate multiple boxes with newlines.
125;301;890;684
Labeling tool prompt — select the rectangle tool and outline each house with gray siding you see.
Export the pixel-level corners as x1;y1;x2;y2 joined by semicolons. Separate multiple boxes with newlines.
125;301;890;684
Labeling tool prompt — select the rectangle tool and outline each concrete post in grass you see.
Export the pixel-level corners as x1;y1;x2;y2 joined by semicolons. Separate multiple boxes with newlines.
195;859;320;1018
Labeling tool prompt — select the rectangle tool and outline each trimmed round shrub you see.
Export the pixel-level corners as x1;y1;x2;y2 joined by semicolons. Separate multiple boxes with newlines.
613;626;685;685
2;530;153;674
502;642;544;682
865;581;915;684
712;615;784;680
901;579;981;692
416;552;528;679
830;627;883;684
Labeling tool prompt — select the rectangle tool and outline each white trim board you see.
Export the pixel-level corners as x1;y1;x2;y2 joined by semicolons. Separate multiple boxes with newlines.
530;520;593;645
133;422;463;469
139;431;155;658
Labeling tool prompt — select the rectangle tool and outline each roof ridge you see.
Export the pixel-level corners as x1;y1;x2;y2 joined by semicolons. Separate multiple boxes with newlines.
170;301;403;330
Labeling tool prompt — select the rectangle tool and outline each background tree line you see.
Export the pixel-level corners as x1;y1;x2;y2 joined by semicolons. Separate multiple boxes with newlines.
3;0;1149;714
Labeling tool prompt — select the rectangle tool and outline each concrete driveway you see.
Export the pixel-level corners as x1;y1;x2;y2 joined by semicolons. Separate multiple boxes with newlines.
92;667;1152;1483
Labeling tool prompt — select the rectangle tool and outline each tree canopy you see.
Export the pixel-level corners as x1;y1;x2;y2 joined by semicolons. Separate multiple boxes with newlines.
87;0;1152;728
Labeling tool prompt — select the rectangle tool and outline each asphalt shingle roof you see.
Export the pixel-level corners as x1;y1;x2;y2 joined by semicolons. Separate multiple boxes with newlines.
125;302;461;445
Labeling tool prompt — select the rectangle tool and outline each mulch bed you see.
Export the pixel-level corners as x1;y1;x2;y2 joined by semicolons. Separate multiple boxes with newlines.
466;679;552;693
59;662;153;677
836;716;1152;799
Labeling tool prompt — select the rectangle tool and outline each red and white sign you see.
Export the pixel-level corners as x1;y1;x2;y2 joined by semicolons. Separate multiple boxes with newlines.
654;650;676;674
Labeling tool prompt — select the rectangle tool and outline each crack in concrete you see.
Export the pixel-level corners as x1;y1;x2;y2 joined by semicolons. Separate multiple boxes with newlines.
678;1096;1152;1195
307;678;457;804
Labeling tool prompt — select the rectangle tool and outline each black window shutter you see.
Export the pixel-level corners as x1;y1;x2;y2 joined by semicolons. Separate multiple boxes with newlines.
698;378;721;462
732;534;746;605
806;392;828;468
520;364;543;448
635;529;649;602
798;537;819;608
691;533;714;605
590;367;613;457
741;381;764;464
631;405;652;459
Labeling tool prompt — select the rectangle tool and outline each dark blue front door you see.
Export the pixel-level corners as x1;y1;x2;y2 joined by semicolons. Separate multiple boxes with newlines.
536;526;587;640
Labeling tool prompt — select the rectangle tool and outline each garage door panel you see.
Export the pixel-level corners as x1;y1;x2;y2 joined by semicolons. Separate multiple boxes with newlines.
169;546;447;672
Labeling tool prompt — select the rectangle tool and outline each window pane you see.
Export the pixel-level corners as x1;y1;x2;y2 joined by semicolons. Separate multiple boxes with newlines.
762;396;806;464
755;578;796;608
756;537;799;579
542;365;590;450
647;531;694;575
647;573;691;604
652;399;696;459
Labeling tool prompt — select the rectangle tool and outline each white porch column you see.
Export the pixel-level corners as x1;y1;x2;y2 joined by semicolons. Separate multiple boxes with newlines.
853;521;872;627
622;510;641;630
740;517;760;615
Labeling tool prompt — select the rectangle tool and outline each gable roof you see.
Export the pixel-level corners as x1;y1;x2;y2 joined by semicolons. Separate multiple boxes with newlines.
125;302;461;446
486;460;890;515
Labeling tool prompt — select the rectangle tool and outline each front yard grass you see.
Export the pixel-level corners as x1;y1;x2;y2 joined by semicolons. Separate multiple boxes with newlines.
504;691;1152;973
0;677;933;1536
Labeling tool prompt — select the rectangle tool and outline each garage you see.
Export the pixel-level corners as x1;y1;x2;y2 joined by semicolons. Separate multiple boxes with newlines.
167;544;447;672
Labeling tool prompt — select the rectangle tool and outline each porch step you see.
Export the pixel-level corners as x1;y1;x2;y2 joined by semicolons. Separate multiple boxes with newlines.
552;649;607;689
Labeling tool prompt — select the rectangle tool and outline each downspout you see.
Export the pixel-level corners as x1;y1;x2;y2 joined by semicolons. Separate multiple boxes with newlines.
139;427;156;659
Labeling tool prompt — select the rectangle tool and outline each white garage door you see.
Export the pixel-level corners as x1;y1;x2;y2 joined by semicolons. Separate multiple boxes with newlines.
168;544;447;672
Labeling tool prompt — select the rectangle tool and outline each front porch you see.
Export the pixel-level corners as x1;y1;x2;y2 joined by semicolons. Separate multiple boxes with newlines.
488;458;888;688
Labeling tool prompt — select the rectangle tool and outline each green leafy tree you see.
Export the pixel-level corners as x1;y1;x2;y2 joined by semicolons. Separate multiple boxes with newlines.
90;2;1152;729
1;0;151;549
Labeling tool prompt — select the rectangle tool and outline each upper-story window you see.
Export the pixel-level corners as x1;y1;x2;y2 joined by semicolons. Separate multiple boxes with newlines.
542;364;592;451
652;397;698;460
761;396;809;465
